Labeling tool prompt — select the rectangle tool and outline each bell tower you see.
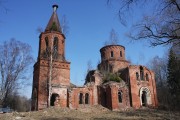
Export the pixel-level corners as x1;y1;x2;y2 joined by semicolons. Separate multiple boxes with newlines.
32;5;70;110
38;5;66;61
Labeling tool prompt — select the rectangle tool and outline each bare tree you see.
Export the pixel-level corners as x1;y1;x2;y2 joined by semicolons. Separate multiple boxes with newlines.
85;60;93;84
147;55;168;86
107;0;180;46
105;28;119;45
36;27;43;34
87;60;93;73
0;39;33;107
147;54;171;108
42;38;59;107
61;15;69;36
6;91;31;112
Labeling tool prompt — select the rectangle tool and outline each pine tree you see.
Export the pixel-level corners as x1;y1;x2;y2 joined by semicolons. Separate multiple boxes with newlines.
167;48;180;109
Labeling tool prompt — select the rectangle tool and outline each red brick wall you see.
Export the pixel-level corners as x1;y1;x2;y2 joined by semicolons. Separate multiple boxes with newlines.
32;31;70;110
98;45;130;72
69;87;94;109
128;65;158;108
100;45;126;61
96;82;131;111
51;88;68;108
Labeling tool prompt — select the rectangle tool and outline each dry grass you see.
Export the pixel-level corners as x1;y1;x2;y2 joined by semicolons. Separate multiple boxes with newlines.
0;105;180;120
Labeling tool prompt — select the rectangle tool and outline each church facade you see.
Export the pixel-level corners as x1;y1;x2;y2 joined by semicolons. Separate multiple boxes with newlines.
31;5;158;111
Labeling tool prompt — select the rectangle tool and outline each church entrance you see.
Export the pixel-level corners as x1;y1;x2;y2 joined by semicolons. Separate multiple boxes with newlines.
139;87;151;107
50;93;59;106
141;91;147;106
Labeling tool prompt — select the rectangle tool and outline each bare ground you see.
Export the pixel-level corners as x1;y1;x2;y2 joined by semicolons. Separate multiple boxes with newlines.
0;105;180;120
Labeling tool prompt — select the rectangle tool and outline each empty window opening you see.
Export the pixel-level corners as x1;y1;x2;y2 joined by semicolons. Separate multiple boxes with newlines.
109;65;113;73
146;73;149;81
110;51;114;58
136;72;139;80
140;66;144;80
53;37;58;51
102;52;105;60
85;93;89;104
120;51;122;57
50;93;59;106
141;91;147;106
79;93;83;104
45;37;49;51
118;91;122;103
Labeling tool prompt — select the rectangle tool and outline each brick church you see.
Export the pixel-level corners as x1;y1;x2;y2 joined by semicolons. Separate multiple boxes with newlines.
31;5;158;111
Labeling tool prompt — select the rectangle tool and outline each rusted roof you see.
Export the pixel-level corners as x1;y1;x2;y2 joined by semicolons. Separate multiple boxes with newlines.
45;5;62;32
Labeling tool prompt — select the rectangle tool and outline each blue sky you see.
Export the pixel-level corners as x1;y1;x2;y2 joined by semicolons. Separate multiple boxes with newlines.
0;0;166;98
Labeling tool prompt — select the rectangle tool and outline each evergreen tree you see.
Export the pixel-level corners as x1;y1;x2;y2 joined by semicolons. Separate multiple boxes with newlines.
167;48;180;109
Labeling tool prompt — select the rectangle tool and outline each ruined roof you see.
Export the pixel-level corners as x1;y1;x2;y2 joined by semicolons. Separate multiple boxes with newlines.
70;83;76;88
45;5;62;32
102;80;127;88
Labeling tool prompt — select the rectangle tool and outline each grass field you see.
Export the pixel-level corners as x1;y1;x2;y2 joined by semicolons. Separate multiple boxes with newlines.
0;105;180;120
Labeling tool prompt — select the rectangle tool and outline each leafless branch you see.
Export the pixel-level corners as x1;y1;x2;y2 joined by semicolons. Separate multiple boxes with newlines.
0;39;33;106
107;0;180;46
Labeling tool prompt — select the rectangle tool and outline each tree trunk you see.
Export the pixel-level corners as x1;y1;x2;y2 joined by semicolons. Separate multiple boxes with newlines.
48;53;53;107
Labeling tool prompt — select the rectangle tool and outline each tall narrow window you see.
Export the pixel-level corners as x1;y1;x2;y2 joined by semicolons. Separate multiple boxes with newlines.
110;51;114;58
85;93;89;104
118;91;122;103
79;93;83;104
140;66;144;80
136;72;139;80
45;37;49;49
53;37;58;51
120;51;122;57
146;73;149;81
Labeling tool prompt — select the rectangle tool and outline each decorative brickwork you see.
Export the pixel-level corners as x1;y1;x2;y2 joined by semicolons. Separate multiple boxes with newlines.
31;5;158;111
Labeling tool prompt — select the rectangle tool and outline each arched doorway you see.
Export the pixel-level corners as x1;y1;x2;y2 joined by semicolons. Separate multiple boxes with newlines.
139;87;151;106
141;91;147;106
50;93;59;106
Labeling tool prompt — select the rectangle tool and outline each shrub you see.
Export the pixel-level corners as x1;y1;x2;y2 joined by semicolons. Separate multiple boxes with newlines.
103;72;122;83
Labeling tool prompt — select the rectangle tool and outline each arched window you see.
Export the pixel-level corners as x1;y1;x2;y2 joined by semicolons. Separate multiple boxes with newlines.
120;51;122;57
85;93;89;104
140;66;144;80
146;73;149;81
110;51;114;58
136;72;139;80
118;91;122;103
50;93;59;106
79;93;83;104
45;37;49;51
53;37;58;51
